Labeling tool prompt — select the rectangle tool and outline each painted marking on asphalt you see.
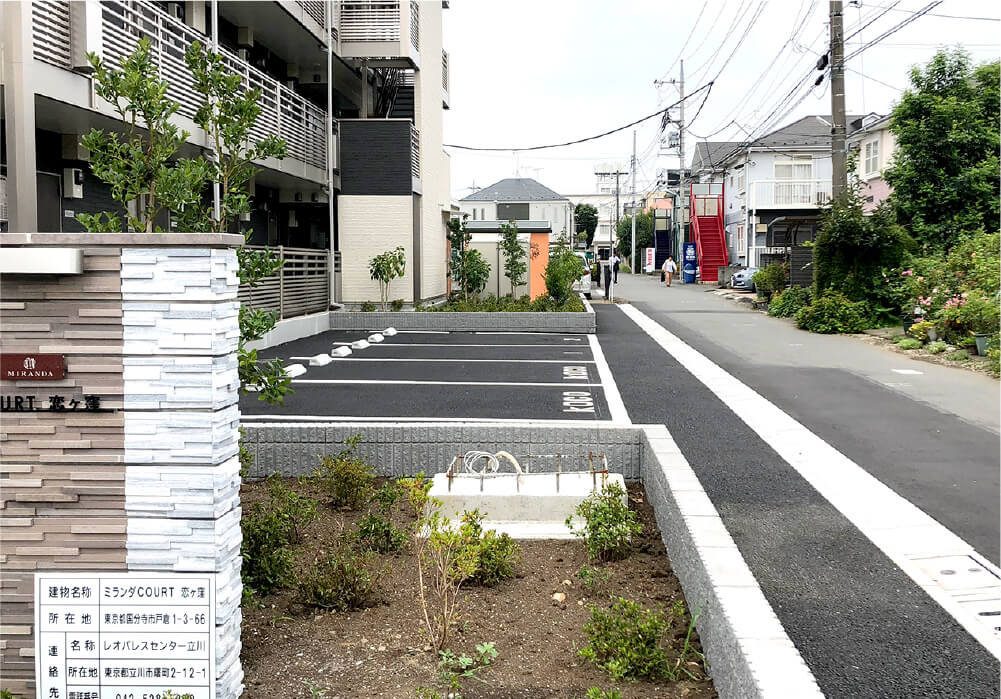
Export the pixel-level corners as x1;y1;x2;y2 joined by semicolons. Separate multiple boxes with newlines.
330;342;574;348
619;302;1001;658
563;337;583;342
562;366;589;380
241;416;623;425
588;333;630;424
289;357;596;364
893;369;924;375
290;379;604;387
562;390;595;413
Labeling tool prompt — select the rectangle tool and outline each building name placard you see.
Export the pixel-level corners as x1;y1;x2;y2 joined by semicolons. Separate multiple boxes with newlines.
34;573;216;699
1;353;66;380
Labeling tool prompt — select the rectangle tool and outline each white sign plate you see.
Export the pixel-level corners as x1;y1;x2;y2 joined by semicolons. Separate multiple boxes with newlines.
34;573;216;699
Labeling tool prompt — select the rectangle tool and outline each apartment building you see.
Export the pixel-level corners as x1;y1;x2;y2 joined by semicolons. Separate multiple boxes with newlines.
0;0;452;308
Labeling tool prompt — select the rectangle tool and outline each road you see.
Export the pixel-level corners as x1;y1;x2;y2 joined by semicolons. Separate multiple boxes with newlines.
597;273;1000;699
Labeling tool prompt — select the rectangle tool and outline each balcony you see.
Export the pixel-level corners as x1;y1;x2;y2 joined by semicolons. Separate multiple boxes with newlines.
749;179;832;209
338;119;421;196
442;49;450;109
337;0;421;69
31;0;330;173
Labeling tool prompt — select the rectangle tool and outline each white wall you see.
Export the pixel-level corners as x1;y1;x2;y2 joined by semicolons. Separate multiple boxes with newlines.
468;233;531;298
338;195;414;303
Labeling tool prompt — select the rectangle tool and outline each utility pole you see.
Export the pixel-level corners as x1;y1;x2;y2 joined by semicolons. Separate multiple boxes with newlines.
656;60;686;258
830;1;847;197
630;130;637;274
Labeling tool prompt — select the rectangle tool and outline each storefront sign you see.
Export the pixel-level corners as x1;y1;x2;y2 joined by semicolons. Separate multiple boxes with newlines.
1;353;65;380
645;247;655;272
682;242;698;284
35;573;216;699
1;394;107;412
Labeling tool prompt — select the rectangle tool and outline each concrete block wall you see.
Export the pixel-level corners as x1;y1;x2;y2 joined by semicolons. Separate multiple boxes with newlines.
326;306;596;333
0;233;245;699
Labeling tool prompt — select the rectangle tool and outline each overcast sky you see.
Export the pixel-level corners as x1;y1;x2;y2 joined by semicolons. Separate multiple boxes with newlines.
441;0;1001;202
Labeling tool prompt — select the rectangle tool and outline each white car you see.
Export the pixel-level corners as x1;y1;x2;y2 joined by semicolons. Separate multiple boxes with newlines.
572;252;593;299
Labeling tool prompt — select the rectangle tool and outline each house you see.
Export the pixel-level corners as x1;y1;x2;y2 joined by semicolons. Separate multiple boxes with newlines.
1;0;452;313
458;178;573;240
692;116;862;272
847;113;895;213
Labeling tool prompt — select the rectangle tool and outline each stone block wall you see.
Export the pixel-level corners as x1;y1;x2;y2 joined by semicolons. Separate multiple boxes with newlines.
0;233;244;699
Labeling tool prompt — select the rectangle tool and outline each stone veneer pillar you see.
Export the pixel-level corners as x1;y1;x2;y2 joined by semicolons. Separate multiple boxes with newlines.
0;233;245;698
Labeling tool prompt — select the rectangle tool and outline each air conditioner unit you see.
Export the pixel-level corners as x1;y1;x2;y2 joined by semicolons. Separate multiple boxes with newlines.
166;2;183;20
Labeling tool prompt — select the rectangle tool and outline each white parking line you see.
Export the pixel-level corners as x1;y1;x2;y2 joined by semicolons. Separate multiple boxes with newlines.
893;369;924;375
289;357;596;364
587;334;630;424
330;342;575;348
291;380;605;387
619;302;1001;658
241;415;622;425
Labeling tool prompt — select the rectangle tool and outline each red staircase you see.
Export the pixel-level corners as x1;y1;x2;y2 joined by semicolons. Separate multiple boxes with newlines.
690;184;728;283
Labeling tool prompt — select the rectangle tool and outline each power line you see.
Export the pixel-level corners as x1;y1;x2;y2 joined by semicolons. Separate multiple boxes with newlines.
844;1;943;61
856;1;1000;22
659;0;709;81
443;82;713;152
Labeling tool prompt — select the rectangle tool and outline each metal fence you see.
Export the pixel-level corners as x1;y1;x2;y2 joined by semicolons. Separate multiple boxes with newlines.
410;124;421;179
238;246;330;319
340;0;401;42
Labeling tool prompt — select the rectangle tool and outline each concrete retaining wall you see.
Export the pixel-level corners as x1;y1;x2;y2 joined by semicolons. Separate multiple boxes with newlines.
327;307;596;334
244;420;822;699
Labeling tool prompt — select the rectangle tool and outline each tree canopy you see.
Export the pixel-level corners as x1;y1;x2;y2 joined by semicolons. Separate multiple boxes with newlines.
574;203;599;248
884;49;1000;251
614;211;654;266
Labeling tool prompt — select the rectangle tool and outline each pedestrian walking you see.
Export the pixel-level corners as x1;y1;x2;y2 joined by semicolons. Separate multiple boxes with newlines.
662;256;677;287
612;253;621;283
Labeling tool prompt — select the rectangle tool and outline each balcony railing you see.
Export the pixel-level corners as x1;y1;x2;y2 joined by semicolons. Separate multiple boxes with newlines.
296;1;325;27
32;0;328;172
338;0;419;66
239;246;330;319
340;1;401;42
442;50;449;92
750;179;832;209
410;124;421;179
409;0;420;50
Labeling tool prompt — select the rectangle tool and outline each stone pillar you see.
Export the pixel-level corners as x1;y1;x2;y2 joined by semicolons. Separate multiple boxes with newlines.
0;232;245;699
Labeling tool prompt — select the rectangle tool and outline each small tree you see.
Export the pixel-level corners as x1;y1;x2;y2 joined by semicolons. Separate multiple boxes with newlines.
575;203;599;248
543;235;585;306
499;220;527;296
614;211;654;264
80;38;291;406
447;215;490;300
369;247;407;311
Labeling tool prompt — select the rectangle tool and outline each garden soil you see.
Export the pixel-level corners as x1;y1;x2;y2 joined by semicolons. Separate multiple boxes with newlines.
240;478;717;699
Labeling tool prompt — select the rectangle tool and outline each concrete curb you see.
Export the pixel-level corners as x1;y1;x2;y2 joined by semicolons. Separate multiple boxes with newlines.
327;309;596;333
244;420;822;698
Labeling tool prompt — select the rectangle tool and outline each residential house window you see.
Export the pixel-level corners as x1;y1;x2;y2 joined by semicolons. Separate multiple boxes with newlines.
774;158;813;205
472;209;476;220
737;168;745;192
737;225;745;254
481;208;486;220
864;139;880;176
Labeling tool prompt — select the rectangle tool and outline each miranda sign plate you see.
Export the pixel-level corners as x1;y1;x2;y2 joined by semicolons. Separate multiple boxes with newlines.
34;572;216;699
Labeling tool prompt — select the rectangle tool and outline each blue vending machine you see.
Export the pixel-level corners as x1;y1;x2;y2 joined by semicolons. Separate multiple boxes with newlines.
682;242;697;284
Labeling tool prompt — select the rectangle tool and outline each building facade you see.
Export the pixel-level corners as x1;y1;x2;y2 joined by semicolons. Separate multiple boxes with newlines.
847;113;895;213
458;177;573;240
1;0;452;307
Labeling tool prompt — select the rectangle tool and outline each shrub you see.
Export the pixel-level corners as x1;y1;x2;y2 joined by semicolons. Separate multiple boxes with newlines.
576;564;612;592
241;505;296;594
458;510;520;586
314;436;374;509
907;320;937;341
567;481;642;561
266;476;318;544
768;286;812;318
586;689;623;699
927;340;948;354
946;349;969;361
751;263;787;300
391;298;405;312
360;301;376;312
354;482;406;553
579;598;672;681
795;292;871;333
543;244;586;307
897;338;922;350
299;548;378;611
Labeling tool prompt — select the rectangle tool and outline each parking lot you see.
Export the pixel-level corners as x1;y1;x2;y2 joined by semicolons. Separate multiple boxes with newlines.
240;330;628;423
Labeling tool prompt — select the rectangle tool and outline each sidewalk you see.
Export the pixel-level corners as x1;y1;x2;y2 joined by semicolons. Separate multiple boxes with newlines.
608;272;1000;434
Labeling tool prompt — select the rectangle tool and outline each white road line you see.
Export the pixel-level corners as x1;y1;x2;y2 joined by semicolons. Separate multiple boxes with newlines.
893;369;924;375
330;342;573;348
241;416;621;424
288;357;595;364
290;379;605;387
473;331;580;336
619;302;1001;658
587;334;631;424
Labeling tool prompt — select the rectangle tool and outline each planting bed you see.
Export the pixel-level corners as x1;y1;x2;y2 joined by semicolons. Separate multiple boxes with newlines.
240;477;717;699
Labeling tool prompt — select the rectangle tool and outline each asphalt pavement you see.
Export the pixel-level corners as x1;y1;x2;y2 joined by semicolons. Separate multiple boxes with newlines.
594;276;1001;698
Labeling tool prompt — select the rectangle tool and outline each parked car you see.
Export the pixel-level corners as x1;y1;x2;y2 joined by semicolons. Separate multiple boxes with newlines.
730;267;758;291
572;252;593;299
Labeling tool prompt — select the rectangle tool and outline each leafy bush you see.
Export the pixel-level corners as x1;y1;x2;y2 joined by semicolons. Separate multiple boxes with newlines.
795;292;872;333
354;483;407;553
458;510;520;586
586;689;623;699
360;301;376;312
946;349;969;361
897;338;922;350
927;341;948;354
907;320;937;341
768;286;812;318
577;564;612;592
579;598;672;681
421;294;583;313
299;548;378;611
313;436;375;509
543;244;586;307
567;481;642;561
266;475;318;544
241;505;296;594
751;263;787;300
986;336;1000;375
391;298;405;312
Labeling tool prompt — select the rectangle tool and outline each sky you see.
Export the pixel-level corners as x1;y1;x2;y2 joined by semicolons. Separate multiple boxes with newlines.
441;0;1001;202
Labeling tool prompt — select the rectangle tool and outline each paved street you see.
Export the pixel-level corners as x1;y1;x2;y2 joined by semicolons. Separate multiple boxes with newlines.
596;273;1000;698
